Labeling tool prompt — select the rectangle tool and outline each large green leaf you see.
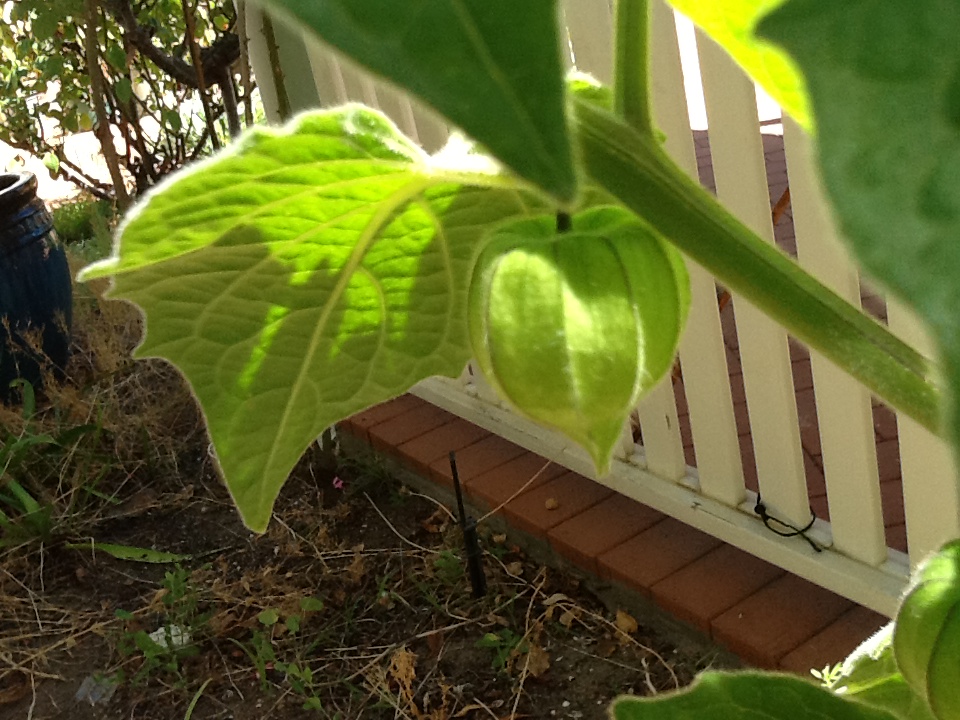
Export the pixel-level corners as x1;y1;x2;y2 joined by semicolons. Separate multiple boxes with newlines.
830;623;937;720
610;672;897;720
759;1;960;450
666;0;811;128
80;107;538;532
259;0;577;203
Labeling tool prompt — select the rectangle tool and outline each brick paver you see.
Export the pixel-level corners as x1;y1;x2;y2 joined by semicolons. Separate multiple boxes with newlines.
369;404;456;455
341;394;424;443
779;605;887;675
502;472;612;536
468;452;568;513
651;544;784;633
548;494;665;576
395;419;490;477
429;435;527;490
711;574;854;668
598;519;722;596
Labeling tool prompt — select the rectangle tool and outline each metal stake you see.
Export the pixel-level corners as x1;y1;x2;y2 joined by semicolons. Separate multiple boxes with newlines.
449;451;486;598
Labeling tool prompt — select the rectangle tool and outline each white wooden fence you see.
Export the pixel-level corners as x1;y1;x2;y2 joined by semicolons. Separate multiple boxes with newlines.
241;0;960;617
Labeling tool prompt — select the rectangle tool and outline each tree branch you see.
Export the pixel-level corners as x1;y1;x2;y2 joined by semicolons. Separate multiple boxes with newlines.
104;0;239;89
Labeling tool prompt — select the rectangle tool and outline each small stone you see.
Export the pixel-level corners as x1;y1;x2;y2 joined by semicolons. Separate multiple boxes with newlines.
545;497;559;510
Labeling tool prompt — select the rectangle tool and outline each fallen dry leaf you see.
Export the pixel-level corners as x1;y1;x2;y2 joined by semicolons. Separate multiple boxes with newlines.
346;553;367;585
615;609;638;643
525;644;551;677
420;507;450;534
544;497;559;510
487;613;510;627
543;592;569;606
0;673;30;705
559;609;578;628
388;647;418;697
505;560;524;577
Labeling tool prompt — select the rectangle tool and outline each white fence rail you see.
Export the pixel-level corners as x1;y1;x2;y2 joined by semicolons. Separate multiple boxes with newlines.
243;0;957;617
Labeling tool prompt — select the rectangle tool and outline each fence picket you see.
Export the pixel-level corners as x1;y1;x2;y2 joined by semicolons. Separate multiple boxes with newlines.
696;32;809;527
562;0;614;84
562;0;685;478
887;302;960;565
242;4;281;123
783;119;886;565
303;39;349;106
405;103;449;155
650;5;744;502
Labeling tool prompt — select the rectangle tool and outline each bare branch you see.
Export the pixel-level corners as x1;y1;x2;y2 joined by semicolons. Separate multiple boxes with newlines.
104;0;239;89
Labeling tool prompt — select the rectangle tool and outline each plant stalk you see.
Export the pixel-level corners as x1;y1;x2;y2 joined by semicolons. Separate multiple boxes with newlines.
182;0;221;150
261;12;292;122
573;99;942;434
236;0;255;128
613;0;653;136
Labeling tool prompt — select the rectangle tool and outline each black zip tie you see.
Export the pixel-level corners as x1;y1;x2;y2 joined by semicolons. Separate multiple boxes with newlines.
754;494;822;553
450;451;487;598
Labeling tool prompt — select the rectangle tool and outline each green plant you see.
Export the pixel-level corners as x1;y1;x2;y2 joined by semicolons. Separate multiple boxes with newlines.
75;0;960;719
0;375;136;548
0;380;69;545
432;549;464;587
114;566;205;685
114;611;197;685
233;597;326;706
278;661;323;712
475;628;528;672
232;626;276;692
51;197;116;246
0;478;53;546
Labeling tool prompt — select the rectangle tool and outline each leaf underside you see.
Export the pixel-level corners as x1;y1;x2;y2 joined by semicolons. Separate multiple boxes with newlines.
760;0;960;451
610;671;898;720
80;107;539;531
666;0;811;128
261;0;578;202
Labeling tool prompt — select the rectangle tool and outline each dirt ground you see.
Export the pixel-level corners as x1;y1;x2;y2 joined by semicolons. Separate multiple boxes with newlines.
1;426;729;719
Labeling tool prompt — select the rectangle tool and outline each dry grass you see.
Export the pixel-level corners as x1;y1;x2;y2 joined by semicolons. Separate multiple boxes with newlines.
0;252;204;701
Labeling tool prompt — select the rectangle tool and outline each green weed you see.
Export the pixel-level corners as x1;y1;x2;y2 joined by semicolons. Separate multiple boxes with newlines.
475;628;528;672
433;549;464;586
113;566;207;686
